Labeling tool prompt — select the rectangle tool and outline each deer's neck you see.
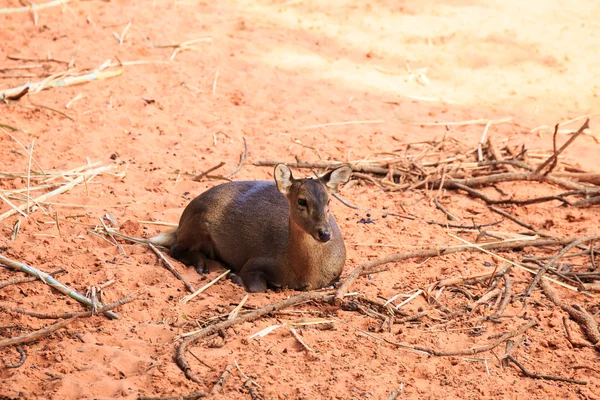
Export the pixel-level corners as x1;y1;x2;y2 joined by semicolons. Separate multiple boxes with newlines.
285;218;323;285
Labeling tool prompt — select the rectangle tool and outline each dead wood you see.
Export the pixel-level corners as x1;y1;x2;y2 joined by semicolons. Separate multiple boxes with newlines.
335;237;576;302
525;234;600;297
540;279;600;351
176;291;333;383
0;317;78;348
433;196;458;221
0;268;65;289
562;316;593;348
210;364;233;395
5;345;27;368
534;119;589;175
506;355;587;385
137;392;207;400
192;162;225;182
490;275;512;320
223;137;247;178
0;293;137;320
405;319;538;356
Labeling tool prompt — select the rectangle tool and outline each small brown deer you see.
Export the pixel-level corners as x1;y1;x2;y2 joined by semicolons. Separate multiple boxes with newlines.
149;164;352;292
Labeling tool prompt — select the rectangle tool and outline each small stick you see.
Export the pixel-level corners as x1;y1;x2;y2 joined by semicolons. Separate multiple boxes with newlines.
176;291;333;383
0;254;119;319
468;288;502;312
55;211;63;239
223;138;248;178
0;293;137;320
488;206;538;233
26;102;75;120
228;294;249;320
386;383;404;400
138;392;207;400
0;317;78;348
562;316;592;348
0;164;113;221
210;364;233;395
399;117;512;127
540;279;600;350
490;275;512;319
192;162;225;182
427;219;502;230
289;326;312;352
334;236;580;302
148;243;196;293
433;196;458;221
0;126;45;173
396;311;427;324
506;355;587;385
534;119;590;175
407;319;538;356
0;268;64;289
180;270;230;304
26;140;34;214
525;234;600;297
5;345;27;368
301;120;385;130
212;70;219;94
477;121;493;162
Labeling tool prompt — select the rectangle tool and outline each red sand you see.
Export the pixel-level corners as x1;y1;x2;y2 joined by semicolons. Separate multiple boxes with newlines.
1;1;599;399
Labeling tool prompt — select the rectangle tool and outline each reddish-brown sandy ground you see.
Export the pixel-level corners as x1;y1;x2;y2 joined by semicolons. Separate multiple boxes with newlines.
1;0;599;399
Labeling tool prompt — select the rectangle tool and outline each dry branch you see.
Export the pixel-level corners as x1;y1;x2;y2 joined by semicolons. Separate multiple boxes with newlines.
405;319;538;356
335;237;577;302
540;279;600;350
0;268;64;289
176;291;333;383
223;137;248;178
148;243;196;293
525;234;600;296
507;355;587;385
5;345;27;368
534;119;589;175
0;293;137;320
137;392;207;400
0;254;119;319
0;317;78;348
210;364;233;395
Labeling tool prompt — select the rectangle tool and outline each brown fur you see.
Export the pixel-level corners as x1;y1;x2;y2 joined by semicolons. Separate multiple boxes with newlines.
149;165;352;292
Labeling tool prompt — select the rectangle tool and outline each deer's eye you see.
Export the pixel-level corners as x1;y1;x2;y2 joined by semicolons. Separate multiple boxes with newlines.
298;198;307;207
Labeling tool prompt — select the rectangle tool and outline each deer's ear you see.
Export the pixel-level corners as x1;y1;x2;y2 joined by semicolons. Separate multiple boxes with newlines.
320;166;352;193
274;164;294;194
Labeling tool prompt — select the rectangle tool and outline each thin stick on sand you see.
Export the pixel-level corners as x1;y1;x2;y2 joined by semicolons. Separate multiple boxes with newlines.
148;243;196;293
0;317;79;348
0;68;124;101
26;140;34;214
301;120;385;130
180;270;230;304
0;254;119;319
399;117;513;127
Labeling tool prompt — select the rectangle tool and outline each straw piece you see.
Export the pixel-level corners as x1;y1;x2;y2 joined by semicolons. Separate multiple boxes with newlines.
0;164;112;221
0;68;124;101
180;270;230;304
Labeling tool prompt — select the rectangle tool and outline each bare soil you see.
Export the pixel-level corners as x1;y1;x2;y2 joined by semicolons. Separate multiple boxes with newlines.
1;1;599;399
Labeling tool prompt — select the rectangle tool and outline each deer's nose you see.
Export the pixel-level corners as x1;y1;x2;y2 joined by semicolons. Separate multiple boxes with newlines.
318;229;331;243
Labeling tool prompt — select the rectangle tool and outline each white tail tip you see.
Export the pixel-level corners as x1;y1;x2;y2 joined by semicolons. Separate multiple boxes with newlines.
148;228;177;247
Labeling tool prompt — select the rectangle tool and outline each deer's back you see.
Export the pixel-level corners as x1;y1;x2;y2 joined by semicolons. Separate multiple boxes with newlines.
176;181;290;269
